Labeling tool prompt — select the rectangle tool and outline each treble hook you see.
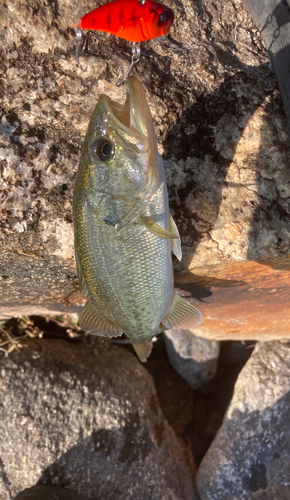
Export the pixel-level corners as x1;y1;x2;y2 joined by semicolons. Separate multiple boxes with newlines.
116;42;141;86
74;23;87;72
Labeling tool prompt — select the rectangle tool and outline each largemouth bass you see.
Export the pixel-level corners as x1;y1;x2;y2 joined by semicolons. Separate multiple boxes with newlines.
73;76;202;362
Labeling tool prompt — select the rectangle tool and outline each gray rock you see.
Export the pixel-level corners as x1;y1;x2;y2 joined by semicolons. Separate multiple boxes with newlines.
0;339;196;500
163;330;219;389
196;341;290;499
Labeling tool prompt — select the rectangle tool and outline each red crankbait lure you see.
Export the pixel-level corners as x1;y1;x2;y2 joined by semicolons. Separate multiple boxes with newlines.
76;0;174;43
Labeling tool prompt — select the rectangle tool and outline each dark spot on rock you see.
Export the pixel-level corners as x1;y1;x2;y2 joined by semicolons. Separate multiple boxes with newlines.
39;462;67;487
92;428;115;455
48;184;70;208
6;110;19;127
273;452;280;459
31;169;42;189
24;208;33;218
65;214;73;223
150;395;159;415
48;0;60;18
0;457;11;489
119;411;151;464
22;103;31;111
36;128;46;142
242;463;268;492
0;159;6;178
49;145;59;163
154;421;165;446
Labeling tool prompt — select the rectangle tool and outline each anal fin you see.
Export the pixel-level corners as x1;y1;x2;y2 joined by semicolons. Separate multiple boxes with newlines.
80;297;123;337
131;338;153;363
162;292;203;330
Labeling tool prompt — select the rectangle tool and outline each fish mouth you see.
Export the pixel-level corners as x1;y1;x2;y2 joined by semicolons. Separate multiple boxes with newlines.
109;76;155;142
123;76;160;198
99;76;160;201
95;76;155;153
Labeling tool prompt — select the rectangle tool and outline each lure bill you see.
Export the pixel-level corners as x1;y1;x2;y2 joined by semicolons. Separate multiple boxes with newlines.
73;76;202;362
76;0;175;42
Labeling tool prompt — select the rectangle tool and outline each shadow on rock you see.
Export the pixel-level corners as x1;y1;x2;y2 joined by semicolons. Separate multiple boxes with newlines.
163;47;290;268
174;273;245;302
245;85;290;261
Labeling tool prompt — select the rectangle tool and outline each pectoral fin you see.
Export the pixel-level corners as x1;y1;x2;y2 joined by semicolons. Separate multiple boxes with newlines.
131;338;153;363
169;212;182;261
141;217;179;239
80;297;123;337
162;292;203;330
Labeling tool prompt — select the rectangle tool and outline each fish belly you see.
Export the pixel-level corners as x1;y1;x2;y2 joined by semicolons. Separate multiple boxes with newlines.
74;200;173;340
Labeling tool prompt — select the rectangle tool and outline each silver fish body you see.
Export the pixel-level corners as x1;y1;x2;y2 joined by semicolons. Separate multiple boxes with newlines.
73;76;202;361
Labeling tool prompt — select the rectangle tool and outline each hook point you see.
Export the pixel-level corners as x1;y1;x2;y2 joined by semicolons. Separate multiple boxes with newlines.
116;42;141;86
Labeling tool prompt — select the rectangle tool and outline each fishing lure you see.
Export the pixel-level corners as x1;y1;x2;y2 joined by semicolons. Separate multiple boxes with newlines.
76;0;174;43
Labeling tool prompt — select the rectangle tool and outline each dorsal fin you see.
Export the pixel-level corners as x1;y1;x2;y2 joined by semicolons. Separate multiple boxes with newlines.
80;297;123;337
162;292;203;330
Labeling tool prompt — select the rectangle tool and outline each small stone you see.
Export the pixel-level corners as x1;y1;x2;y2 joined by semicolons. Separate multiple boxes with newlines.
163;330;219;389
196;341;290;499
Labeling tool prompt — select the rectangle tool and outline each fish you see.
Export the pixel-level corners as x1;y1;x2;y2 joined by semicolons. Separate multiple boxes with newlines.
73;76;203;362
76;0;174;43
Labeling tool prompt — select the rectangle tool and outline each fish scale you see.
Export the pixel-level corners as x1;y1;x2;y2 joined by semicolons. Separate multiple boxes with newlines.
76;195;172;338
73;76;203;361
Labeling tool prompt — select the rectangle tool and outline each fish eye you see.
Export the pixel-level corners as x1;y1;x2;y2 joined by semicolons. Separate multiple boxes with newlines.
93;137;115;162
